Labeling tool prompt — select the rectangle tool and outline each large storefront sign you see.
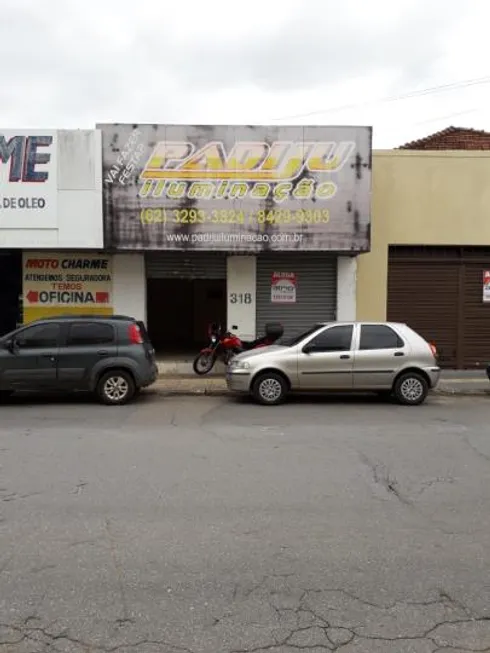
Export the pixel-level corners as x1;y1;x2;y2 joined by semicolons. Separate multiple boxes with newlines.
0;131;57;230
22;252;113;323
100;124;372;252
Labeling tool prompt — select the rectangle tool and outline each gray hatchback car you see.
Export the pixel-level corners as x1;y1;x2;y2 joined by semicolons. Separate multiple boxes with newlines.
227;321;441;406
0;315;158;405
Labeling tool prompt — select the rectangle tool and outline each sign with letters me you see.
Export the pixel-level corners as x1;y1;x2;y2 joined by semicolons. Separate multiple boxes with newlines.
0;130;57;230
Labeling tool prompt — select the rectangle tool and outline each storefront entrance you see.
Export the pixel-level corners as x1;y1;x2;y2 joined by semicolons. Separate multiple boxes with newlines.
387;246;490;368
256;253;338;338
0;251;22;336
145;253;227;352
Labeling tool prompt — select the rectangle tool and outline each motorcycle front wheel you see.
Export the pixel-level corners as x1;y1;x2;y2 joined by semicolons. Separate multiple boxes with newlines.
193;352;216;375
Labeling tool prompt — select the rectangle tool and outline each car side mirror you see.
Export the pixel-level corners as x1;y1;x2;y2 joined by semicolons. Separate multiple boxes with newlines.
302;344;314;354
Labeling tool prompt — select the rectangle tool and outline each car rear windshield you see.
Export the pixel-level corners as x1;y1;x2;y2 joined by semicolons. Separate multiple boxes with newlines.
279;324;325;347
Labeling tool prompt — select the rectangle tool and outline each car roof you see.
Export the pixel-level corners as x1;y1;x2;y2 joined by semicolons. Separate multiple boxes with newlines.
29;314;137;323
317;321;407;327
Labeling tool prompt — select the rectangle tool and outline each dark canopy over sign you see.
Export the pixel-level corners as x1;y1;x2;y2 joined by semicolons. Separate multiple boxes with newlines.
100;124;372;252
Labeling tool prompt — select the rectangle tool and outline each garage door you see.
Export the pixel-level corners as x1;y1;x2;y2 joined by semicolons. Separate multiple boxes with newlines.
256;253;337;338
463;262;490;367
387;247;490;368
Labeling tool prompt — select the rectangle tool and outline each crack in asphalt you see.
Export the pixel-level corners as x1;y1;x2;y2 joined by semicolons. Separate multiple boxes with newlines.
0;489;42;503
2;584;490;652
105;518;131;626
358;453;412;505
461;433;490;463
71;480;88;495
0;615;200;652
358;454;460;508
416;476;457;495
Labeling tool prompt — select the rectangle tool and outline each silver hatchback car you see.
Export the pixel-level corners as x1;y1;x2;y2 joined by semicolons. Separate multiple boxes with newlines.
226;322;440;406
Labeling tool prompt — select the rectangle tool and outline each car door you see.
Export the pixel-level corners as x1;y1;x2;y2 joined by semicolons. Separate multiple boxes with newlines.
57;321;117;389
353;324;407;389
298;324;354;389
0;322;61;389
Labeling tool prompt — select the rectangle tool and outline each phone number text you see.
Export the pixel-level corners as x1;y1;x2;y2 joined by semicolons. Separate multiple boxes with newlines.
140;208;330;225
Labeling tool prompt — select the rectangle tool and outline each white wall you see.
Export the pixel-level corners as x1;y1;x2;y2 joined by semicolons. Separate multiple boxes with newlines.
336;256;357;321
0;130;103;249
227;255;256;339
112;253;146;322
57;130;103;248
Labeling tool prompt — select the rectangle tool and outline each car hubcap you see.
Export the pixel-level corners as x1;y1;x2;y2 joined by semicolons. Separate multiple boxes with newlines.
259;378;282;402
400;377;423;402
104;376;129;402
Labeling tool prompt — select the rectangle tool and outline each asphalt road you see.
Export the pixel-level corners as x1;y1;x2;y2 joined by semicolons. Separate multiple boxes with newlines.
1;392;490;652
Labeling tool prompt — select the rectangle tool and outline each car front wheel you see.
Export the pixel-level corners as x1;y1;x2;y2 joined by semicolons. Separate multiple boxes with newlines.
96;370;135;406
252;372;288;406
393;372;428;406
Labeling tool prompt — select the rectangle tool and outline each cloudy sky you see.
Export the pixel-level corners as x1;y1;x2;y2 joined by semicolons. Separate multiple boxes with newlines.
2;0;489;147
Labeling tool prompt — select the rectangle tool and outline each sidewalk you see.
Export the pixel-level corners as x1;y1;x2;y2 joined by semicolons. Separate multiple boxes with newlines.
152;370;490;397
436;369;490;395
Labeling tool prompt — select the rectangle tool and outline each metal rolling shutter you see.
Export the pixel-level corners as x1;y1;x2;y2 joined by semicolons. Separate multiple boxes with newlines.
145;252;227;279
387;248;459;368
462;263;490;368
388;246;490;368
256;253;337;337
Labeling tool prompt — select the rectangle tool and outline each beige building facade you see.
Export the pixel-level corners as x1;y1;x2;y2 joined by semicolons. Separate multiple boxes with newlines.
357;150;490;367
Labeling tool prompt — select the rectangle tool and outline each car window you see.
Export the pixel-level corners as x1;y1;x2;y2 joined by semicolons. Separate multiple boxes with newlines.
66;322;115;347
360;325;404;350
307;325;353;352
16;323;60;349
280;324;325;347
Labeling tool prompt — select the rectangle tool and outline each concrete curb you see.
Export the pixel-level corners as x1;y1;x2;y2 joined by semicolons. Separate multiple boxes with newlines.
150;389;229;397
149;382;490;398
435;389;490;397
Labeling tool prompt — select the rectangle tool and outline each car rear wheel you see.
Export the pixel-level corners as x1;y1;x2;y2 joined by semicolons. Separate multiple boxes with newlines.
96;370;135;406
393;372;428;406
252;372;288;406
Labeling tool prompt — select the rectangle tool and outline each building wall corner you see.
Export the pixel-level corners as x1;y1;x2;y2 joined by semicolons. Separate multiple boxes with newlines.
112;253;146;323
226;255;256;339
337;256;357;321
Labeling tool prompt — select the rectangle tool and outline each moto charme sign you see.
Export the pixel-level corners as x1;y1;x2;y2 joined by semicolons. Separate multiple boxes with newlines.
100;124;372;252
0;130;57;229
22;253;113;323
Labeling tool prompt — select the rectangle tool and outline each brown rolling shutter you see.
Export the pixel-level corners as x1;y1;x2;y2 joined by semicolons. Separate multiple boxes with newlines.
388;247;490;369
463;263;490;367
388;258;458;367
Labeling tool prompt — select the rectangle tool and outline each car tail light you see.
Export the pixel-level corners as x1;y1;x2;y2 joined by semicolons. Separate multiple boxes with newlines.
429;342;438;358
128;323;143;344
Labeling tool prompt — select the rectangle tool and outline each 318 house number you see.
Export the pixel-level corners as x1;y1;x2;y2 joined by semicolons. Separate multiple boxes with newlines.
229;292;253;304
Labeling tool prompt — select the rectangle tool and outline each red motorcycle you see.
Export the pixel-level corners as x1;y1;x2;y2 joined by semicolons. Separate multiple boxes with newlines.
193;322;284;375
